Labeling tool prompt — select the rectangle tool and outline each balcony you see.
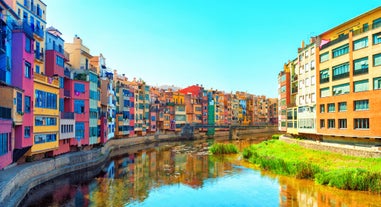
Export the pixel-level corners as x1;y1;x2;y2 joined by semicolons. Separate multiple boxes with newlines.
320;34;349;50
0;69;5;82
64;69;71;78
33;27;44;39
332;72;349;81
34;50;44;62
34;73;60;87
0;106;11;119
12;20;33;38
353;67;368;76
320;77;329;84
61;112;74;119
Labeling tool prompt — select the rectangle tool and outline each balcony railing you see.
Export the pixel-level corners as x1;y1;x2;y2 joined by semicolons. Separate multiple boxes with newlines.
320;34;349;50
0;106;11;119
12;20;33;38
61;112;74;119
34;50;44;61
33;27;44;39
320;77;330;84
332;72;349;81
353;68;368;76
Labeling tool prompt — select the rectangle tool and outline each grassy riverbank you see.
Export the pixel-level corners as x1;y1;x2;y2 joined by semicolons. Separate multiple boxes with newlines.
242;140;381;192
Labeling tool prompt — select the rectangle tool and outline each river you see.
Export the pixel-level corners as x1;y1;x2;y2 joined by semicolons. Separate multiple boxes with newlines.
20;137;381;207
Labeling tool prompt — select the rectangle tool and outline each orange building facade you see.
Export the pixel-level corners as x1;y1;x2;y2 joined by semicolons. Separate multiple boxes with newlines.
316;7;381;139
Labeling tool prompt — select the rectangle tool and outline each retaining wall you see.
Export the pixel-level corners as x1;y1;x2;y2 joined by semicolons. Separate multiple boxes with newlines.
280;136;381;158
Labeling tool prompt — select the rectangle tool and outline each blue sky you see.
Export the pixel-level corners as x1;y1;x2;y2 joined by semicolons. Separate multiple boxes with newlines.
44;0;380;97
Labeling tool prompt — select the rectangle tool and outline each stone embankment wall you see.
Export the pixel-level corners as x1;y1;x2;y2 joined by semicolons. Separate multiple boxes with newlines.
280;136;381;158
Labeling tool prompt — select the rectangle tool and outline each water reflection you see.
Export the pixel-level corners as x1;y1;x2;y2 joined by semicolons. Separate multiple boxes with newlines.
20;139;381;207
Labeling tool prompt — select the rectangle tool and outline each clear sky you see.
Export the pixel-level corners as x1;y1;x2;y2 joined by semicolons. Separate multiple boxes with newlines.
43;0;380;97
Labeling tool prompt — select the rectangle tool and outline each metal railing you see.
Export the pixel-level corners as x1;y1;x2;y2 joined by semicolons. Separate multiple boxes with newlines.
332;72;349;81
320;34;349;50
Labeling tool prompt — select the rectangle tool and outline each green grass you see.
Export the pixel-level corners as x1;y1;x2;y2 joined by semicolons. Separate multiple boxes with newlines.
243;140;381;192
209;143;238;154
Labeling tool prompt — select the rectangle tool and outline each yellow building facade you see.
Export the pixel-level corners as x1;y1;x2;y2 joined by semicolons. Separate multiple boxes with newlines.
31;73;60;155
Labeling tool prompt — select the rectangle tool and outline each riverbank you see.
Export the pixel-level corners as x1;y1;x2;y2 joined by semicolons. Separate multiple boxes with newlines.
0;128;276;207
243;137;381;192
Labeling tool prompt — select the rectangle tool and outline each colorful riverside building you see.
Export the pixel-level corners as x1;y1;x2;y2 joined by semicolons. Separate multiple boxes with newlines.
297;40;317;137
45;26;74;155
277;66;290;131
316;7;381;140
286;59;298;135
92;54;115;143
179;84;205;125
114;72;134;138
64;36;94;148
173;91;186;130
0;1;29;169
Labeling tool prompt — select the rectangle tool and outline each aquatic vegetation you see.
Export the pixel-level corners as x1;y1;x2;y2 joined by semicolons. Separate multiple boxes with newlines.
209;143;238;154
243;140;381;192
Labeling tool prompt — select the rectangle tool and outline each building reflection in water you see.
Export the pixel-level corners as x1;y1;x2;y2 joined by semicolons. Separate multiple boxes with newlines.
278;174;381;207
89;143;233;206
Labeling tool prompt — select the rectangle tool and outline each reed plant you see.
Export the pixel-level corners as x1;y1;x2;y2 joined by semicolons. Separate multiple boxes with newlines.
209;143;238;154
243;140;381;192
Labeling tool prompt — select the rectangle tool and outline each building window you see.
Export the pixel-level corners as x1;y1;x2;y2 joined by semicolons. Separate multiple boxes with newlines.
332;63;349;80
35;65;40;74
35;117;57;126
320;69;329;83
75;122;85;139
373;33;381;45
16;92;22;113
74;83;85;93
311;93;316;103
338;119;347;129
320;87;330;98
320;52;329;63
25;96;31;113
34;134;57;144
311;75;316;85
311;47;315;55
353;37;368;50
320;119;325;128
354;79;369;93
328;119;335;128
374;77;381;90
25;61;31;78
24;126;31;138
328;103;335;112
332;83;350;96
353;57;368;75
320;104;325;113
354;100;369;111
363;23;369;32
59;77;64;89
374;53;381;67
338;102;347;112
25;37;31;53
35;90;57;109
332;44;349;58
310;60;315;70
74;100;85;114
0;133;9;155
354;118;369;129
373;18;381;29
56;55;64;67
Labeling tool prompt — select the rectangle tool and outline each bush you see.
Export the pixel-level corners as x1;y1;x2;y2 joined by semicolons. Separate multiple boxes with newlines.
271;134;281;140
209;143;238;154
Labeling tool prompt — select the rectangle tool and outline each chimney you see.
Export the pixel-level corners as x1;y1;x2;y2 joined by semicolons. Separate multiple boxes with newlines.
301;40;305;49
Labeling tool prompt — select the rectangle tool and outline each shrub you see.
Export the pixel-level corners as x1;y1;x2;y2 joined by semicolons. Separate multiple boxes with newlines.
209;143;238;154
271;134;281;140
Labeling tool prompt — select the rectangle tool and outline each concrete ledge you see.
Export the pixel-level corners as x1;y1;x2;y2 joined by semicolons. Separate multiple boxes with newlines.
280;135;381;158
